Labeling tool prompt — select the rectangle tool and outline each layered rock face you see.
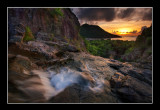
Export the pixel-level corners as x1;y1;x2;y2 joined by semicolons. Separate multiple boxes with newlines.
8;8;152;103
8;8;85;50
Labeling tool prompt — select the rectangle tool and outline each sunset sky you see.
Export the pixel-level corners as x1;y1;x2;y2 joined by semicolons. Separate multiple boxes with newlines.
71;8;152;37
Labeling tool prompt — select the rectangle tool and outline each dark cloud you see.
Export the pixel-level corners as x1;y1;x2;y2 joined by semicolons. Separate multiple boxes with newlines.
75;8;116;22
112;30;117;34
129;30;137;33
142;9;152;20
71;8;152;23
118;8;135;19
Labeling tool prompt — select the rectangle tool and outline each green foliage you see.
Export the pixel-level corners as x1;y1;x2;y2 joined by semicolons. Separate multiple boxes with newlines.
81;25;152;62
87;44;100;55
50;8;63;17
125;47;135;55
118;58;124;62
23;26;34;42
84;39;135;59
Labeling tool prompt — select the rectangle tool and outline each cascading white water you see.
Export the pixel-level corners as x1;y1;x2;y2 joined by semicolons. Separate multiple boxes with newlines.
32;67;106;100
49;67;81;91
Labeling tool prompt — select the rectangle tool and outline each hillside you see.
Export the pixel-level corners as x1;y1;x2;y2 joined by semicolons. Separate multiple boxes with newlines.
80;24;122;38
121;25;152;65
136;25;152;46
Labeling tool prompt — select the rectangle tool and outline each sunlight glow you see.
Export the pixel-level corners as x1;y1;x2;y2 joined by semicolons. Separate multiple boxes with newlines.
118;28;131;34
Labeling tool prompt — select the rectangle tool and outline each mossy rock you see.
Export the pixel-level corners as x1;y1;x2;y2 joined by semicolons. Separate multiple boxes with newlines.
23;26;35;42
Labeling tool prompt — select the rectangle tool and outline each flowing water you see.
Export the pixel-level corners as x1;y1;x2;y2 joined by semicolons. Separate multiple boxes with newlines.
110;36;137;41
31;67;106;100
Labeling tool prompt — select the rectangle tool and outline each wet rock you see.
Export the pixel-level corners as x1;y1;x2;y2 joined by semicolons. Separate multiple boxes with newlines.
49;83;118;103
108;63;124;70
8;51;152;103
48;84;80;103
121;76;152;103
110;74;152;103
110;72;125;88
27;41;56;59
62;44;79;52
142;69;152;80
107;58;152;103
116;87;141;102
80;89;118;103
70;52;116;81
8;54;35;76
119;66;152;86
8;54;47;103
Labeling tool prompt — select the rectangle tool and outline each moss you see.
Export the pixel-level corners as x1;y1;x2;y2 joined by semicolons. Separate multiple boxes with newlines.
23;26;34;42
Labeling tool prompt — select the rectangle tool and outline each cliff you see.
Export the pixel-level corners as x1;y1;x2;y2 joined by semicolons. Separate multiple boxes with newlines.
8;8;85;51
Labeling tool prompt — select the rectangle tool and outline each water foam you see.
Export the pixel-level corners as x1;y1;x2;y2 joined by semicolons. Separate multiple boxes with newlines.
32;67;106;100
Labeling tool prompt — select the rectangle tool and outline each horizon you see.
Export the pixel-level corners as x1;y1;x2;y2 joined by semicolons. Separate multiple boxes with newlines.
71;8;152;37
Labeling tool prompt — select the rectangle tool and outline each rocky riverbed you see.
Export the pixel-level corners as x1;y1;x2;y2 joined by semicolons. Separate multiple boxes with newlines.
8;40;152;103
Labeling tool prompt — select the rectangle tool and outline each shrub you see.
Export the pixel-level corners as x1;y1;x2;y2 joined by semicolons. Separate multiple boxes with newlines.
125;47;134;55
84;39;136;59
50;8;63;17
23;26;34;42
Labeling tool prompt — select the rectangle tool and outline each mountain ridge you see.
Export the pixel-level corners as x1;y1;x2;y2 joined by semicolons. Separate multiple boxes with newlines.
80;23;122;38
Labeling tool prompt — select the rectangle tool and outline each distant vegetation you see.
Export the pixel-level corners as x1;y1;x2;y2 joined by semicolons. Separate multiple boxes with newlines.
84;38;135;60
80;24;121;38
83;25;152;62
